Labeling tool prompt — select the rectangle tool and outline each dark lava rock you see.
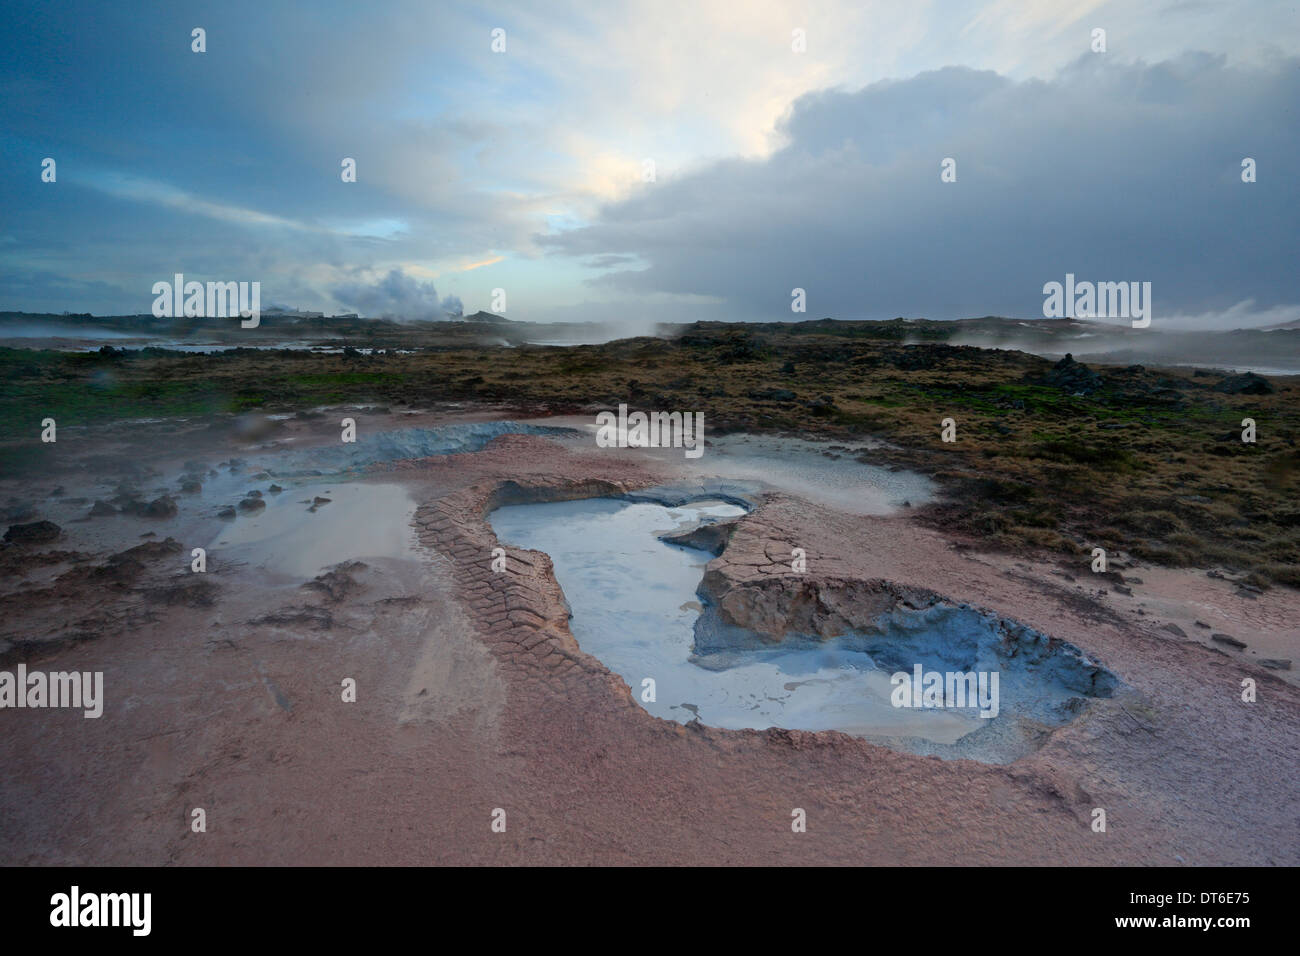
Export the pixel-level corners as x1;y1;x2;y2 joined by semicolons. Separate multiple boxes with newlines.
1211;633;1247;649
119;537;183;560
1259;658;1292;670
4;520;61;545
144;577;220;608
179;478;203;494
268;484;283;494
217;506;237;519
1043;354;1103;395
89;500;118;517
1214;372;1274;395
238;496;266;512
1161;623;1187;638
143;495;178;518
245;489;263;498
806;395;837;416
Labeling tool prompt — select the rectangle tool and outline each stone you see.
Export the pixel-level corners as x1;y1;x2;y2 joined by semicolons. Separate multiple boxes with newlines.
3;520;61;544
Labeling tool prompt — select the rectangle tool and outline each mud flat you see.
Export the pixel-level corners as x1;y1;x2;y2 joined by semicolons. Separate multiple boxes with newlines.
0;414;1297;865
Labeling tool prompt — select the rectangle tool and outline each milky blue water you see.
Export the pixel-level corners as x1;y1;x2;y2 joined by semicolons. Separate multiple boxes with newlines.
488;497;986;741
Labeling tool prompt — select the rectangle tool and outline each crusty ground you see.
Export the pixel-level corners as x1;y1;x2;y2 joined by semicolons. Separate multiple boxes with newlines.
0;425;1296;865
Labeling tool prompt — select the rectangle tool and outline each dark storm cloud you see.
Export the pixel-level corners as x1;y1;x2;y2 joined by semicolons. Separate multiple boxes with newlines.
545;53;1300;324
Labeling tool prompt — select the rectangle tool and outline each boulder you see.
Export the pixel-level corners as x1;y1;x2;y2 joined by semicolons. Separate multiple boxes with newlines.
3;520;61;544
1043;354;1103;395
1214;372;1274;395
143;495;178;518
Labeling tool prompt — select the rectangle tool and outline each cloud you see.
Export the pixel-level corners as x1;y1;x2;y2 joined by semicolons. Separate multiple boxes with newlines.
330;268;464;320
542;53;1300;327
2;1;1298;319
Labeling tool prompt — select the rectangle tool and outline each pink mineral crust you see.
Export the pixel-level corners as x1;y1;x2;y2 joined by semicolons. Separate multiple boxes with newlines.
1;428;1296;865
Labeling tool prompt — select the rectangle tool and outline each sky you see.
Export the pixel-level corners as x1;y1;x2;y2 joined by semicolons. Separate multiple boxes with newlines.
1;0;1297;330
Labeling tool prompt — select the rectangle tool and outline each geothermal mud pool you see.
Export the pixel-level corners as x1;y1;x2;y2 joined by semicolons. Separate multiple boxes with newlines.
490;495;1121;764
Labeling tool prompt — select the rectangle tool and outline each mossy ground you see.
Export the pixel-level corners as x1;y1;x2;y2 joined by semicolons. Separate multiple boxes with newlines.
3;323;1296;585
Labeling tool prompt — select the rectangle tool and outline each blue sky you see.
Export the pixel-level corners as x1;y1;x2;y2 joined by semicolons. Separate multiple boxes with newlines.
1;0;1297;329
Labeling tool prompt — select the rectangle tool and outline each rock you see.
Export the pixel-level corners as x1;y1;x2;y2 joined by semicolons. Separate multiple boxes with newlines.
312;496;331;506
1161;623;1187;638
237;496;266;512
179;478;202;494
89;500;117;517
268;484;283;494
143;495;178;518
1043;354;1103;395
1259;658;1292;670
4;520;61;545
1210;633;1246;649
245;489;263;498
806;395;837;416
1214;372;1274;395
217;506;237;519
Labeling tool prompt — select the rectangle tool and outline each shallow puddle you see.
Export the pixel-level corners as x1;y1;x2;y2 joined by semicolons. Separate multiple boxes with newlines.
209;481;417;578
489;496;1117;762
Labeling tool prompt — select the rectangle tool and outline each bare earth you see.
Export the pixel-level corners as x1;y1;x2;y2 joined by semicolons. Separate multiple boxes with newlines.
1;411;1296;865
